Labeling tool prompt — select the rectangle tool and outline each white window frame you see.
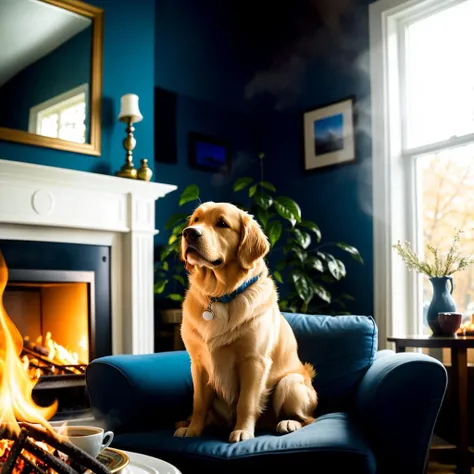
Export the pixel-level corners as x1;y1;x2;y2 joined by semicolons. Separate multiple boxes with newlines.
28;83;88;139
370;0;474;349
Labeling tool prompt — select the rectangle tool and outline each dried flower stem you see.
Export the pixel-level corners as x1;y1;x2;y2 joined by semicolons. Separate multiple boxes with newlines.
393;229;474;278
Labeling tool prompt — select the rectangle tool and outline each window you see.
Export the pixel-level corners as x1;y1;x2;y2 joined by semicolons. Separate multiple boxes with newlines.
370;0;474;346
29;84;88;144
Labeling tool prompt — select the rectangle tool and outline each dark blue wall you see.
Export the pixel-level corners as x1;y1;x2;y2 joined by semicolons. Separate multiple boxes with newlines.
0;0;157;179
250;0;373;315
0;28;91;135
153;0;260;244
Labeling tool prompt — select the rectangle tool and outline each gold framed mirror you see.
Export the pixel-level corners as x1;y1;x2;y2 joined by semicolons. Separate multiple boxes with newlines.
0;0;103;155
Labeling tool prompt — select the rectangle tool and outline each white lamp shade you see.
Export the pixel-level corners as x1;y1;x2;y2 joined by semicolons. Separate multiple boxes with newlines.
118;94;143;123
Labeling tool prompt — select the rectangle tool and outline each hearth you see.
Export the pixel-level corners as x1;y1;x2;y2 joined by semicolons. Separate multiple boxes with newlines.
0;240;111;419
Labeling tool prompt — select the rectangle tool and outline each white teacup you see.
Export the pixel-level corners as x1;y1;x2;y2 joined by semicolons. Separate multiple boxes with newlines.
57;426;114;458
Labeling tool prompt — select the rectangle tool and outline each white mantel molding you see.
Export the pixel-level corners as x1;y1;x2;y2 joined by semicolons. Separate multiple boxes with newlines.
0;159;177;356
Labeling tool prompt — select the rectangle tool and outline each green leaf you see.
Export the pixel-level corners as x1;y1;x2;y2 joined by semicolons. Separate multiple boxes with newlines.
293;229;311;249
249;184;258;198
273;270;283;284
254;207;269;228
279;299;289;310
340;293;355;301
160;246;175;261
295;275;314;304
168;234;178;245
259;181;276;192
233;177;253;192
171;222;187;235
162;261;169;271
291;247;306;263
274;197;301;223
179;184;200;205
276;260;286;272
306;256;324;272
153;280;168;294
337;243;364;263
290;270;303;283
172;274;186;286
328;259;346;280
300;220;321;243
254;192;273;210
313;283;331;303
267;221;282;247
165;213;188;230
168;293;184;302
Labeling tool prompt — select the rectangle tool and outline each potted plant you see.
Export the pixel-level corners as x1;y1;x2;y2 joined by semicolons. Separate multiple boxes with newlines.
231;172;363;315
393;229;474;334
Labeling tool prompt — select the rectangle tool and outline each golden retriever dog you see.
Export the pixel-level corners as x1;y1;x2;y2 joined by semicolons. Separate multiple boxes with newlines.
174;202;318;443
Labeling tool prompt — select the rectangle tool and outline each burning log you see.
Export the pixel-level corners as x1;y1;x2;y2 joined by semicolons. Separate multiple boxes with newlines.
1;423;111;474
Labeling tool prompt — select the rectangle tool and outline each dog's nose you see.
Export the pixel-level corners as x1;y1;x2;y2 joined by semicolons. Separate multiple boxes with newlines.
183;227;202;243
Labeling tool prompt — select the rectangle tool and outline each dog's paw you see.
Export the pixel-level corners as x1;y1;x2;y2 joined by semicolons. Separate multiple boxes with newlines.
229;429;254;443
174;426;202;438
276;419;302;434
174;420;191;429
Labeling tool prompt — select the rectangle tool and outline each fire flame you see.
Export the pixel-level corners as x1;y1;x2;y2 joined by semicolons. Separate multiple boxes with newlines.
0;251;57;435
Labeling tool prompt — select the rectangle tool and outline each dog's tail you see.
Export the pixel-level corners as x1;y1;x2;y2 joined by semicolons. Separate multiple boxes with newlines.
303;362;316;380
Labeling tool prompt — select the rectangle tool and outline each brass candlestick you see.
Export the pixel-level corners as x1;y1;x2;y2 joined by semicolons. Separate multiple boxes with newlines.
116;116;138;179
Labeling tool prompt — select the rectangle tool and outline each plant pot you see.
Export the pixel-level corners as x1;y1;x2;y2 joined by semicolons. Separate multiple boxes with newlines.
160;308;183;325
427;276;456;336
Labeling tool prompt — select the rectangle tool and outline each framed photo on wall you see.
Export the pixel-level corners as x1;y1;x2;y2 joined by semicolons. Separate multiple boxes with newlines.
303;97;355;172
188;132;230;173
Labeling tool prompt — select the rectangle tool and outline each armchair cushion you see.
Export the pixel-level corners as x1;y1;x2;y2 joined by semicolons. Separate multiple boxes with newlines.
86;351;192;432
111;412;375;474
283;313;377;413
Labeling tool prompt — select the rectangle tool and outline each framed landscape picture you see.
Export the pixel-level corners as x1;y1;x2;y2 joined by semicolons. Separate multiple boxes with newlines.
188;132;230;173
303;97;355;172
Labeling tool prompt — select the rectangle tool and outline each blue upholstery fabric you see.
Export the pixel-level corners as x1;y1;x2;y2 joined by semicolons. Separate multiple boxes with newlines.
112;413;375;474
86;351;192;432
355;351;447;474
86;314;447;474
283;313;377;413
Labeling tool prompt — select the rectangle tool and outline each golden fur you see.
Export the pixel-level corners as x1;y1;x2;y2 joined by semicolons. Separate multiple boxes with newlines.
174;202;318;443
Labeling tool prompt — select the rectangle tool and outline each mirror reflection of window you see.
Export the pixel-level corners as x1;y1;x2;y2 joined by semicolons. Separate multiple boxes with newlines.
29;84;88;144
0;0;92;144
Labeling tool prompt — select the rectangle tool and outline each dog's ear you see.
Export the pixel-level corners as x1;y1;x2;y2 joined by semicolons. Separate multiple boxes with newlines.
180;220;194;272
237;212;270;270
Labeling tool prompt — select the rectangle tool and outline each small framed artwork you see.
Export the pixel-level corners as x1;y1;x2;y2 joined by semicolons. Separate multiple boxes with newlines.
188;132;230;172
303;97;355;172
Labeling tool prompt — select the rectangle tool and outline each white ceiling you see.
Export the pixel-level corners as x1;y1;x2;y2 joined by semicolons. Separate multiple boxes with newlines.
0;0;91;87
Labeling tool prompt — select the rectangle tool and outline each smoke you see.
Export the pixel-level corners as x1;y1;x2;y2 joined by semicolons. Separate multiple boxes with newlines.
244;0;369;111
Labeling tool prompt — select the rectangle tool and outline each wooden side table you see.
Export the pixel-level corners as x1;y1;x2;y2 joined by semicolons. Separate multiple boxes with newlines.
388;335;474;474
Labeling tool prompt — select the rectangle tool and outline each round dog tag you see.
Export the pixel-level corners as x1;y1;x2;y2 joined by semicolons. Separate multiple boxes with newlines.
202;310;214;321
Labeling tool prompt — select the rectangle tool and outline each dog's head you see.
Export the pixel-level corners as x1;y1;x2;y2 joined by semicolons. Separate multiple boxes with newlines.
180;202;269;272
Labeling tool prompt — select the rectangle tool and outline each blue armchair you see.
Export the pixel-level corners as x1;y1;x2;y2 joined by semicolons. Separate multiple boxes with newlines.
86;313;447;474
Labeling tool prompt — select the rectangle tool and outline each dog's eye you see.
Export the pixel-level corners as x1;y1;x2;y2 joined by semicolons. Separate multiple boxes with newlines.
194;217;199;223
216;219;229;228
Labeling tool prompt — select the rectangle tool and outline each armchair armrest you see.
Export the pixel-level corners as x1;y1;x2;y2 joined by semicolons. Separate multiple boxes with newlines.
354;351;447;474
86;351;192;433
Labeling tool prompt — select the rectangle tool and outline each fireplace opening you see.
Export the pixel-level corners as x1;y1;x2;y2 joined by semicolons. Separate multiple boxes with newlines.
0;240;111;421
3;270;95;379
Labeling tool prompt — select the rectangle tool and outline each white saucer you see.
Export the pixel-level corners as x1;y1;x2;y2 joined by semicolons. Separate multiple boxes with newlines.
121;451;182;474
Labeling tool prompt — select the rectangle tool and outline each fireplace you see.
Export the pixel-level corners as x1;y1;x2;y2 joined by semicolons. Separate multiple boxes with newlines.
0;240;112;419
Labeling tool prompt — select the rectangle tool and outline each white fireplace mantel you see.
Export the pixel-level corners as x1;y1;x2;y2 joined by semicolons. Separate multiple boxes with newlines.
0;158;177;356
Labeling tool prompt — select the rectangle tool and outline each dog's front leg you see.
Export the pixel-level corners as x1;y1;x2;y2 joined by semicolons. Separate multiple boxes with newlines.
174;362;214;438
229;357;269;443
